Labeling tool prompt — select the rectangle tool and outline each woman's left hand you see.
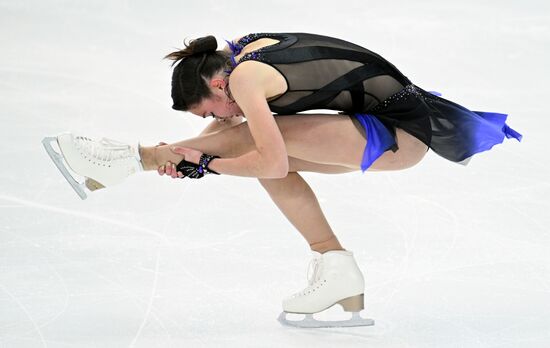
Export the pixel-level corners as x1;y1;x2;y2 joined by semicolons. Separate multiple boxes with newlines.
169;146;220;179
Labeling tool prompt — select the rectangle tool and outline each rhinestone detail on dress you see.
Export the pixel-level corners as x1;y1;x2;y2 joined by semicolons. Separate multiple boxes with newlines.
370;84;437;112
225;33;282;73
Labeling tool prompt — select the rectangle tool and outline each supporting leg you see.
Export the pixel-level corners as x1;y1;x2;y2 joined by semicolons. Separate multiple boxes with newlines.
258;171;344;253
192;120;353;252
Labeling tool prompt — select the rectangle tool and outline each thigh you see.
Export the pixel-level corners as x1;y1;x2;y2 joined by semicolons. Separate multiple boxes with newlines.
276;115;428;171
274;114;366;168
369;128;429;171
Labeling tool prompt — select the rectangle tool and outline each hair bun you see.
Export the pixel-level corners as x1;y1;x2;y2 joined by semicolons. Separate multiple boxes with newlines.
191;35;218;54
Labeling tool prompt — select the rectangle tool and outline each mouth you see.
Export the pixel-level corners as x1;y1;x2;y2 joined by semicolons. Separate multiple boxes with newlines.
212;114;240;121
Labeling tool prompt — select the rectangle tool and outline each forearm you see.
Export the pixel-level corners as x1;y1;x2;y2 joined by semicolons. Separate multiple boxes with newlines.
208;150;288;178
140;143;287;178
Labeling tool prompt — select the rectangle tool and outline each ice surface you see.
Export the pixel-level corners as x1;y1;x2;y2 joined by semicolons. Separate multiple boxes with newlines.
1;0;549;347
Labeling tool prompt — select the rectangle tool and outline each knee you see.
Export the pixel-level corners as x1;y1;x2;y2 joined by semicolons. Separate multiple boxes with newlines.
258;177;287;199
258;173;307;198
258;176;286;191
396;144;429;170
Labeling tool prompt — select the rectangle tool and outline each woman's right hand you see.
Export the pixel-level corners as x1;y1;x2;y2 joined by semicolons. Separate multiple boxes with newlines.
158;160;184;179
156;142;184;179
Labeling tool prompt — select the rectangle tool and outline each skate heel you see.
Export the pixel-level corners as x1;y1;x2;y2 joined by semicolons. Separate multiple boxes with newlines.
337;294;364;312
85;178;105;191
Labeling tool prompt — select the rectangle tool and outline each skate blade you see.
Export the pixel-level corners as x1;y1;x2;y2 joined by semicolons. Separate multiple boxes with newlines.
42;136;88;200
278;311;374;328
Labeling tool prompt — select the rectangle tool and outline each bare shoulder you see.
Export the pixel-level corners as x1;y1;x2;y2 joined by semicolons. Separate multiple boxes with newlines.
228;62;267;97
229;60;287;101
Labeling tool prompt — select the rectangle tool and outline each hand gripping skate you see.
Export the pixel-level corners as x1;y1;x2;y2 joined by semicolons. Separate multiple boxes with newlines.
278;250;375;328
42;134;142;199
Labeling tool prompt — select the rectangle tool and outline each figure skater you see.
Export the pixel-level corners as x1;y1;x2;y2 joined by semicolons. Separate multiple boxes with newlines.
43;32;522;328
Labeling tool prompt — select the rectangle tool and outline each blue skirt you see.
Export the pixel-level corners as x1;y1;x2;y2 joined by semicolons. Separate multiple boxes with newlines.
354;84;523;172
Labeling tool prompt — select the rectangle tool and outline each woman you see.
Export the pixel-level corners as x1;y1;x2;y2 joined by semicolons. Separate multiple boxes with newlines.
43;32;522;328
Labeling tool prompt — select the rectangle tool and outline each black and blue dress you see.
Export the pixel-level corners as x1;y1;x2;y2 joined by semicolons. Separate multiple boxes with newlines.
226;32;522;171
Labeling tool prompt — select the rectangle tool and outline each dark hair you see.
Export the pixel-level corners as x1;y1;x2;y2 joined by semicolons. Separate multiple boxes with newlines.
165;35;231;111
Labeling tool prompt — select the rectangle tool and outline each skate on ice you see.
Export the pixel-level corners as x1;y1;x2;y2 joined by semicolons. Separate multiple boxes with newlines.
42;133;143;199
278;250;375;328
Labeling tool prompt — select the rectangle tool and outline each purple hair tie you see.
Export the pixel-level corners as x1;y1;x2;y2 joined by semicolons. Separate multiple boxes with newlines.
224;39;243;69
225;39;243;55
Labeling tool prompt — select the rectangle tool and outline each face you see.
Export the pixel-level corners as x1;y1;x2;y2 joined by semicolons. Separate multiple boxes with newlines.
188;77;243;121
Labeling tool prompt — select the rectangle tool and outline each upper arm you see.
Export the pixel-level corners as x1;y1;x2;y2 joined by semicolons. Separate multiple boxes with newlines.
229;63;288;173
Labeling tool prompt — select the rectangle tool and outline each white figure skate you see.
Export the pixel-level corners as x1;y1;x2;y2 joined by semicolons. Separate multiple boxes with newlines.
42;133;143;199
278;250;374;328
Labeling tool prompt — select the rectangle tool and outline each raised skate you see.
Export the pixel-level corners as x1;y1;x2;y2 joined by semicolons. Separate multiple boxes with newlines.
278;250;375;328
42;134;142;199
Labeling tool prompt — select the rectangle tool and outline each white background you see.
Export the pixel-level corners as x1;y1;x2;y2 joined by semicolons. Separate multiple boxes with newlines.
1;0;549;347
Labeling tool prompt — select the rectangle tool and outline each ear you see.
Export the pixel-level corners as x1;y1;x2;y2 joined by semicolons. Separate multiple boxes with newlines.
210;77;227;90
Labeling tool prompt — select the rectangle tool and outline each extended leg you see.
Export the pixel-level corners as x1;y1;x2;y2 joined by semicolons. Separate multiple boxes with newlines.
139;114;367;171
140;114;427;173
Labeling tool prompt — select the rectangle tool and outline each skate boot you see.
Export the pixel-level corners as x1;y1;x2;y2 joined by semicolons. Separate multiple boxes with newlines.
42;133;143;199
278;250;374;328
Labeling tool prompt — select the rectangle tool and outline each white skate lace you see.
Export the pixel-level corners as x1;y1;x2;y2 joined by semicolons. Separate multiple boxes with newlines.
306;257;323;286
75;136;134;163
